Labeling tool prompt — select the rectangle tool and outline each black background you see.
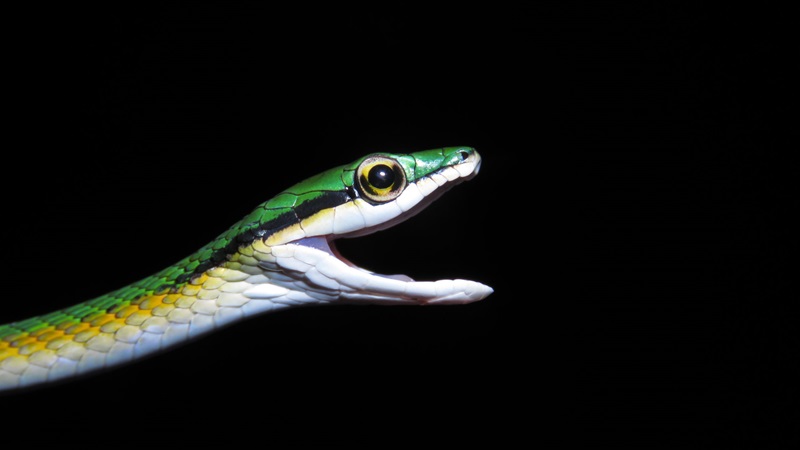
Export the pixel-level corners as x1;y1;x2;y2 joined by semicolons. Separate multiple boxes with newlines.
1;4;792;446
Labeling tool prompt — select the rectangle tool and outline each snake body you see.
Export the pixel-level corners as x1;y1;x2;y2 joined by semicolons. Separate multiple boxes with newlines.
0;147;492;391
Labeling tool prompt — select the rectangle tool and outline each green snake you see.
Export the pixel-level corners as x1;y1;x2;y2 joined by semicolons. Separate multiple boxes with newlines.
0;147;492;391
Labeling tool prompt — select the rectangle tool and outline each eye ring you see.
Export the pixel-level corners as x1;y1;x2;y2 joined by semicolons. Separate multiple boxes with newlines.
355;156;407;204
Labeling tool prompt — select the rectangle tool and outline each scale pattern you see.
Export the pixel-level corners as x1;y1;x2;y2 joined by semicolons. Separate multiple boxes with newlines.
0;241;302;388
0;147;486;390
0;167;358;388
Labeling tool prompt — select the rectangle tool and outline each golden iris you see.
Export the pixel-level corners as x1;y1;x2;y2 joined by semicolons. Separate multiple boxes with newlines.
355;156;407;203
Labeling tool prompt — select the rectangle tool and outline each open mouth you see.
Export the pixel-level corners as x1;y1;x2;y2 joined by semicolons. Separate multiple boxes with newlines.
268;152;493;305
283;234;494;305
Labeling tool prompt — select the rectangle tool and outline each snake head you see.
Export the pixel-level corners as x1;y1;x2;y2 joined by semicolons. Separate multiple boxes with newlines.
246;147;493;305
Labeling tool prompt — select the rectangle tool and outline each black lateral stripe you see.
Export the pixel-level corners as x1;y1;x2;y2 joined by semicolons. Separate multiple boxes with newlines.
176;190;351;284
294;190;351;220
251;209;299;239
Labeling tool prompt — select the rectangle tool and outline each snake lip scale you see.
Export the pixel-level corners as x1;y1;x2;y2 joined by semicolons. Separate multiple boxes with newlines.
0;147;492;391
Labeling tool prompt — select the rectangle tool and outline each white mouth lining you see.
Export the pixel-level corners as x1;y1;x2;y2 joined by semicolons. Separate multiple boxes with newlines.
265;239;493;305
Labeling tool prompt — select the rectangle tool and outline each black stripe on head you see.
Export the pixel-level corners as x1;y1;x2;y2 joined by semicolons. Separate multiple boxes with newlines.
293;190;351;220
175;190;351;284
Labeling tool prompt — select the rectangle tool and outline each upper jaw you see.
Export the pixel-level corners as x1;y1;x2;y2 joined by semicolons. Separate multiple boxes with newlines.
335;151;482;239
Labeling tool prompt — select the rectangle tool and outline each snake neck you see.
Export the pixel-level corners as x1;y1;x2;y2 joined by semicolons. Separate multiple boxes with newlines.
0;239;323;391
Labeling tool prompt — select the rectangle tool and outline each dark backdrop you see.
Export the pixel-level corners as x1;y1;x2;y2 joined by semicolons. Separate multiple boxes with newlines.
2;4;790;446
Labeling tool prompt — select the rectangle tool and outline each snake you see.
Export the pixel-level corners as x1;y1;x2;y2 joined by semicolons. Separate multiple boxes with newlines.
0;147;492;392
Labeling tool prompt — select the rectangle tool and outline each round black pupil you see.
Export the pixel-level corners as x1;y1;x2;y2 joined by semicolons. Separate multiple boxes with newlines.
368;164;395;189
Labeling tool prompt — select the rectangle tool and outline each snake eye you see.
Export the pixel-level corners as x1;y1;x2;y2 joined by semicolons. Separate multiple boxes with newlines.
368;164;395;189
355;156;407;203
